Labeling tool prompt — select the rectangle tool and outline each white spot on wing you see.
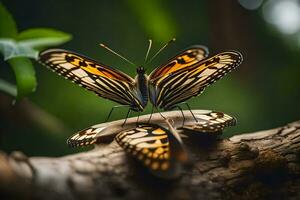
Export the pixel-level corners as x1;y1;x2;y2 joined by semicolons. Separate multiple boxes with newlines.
82;77;95;84
198;68;215;77
72;69;88;78
60;63;76;69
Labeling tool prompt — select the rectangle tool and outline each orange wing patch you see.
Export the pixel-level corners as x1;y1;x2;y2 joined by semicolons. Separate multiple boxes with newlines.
81;66;104;76
150;47;208;79
152;128;166;135
65;53;132;82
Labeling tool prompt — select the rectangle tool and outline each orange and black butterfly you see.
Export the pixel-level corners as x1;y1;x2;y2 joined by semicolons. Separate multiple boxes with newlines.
66;111;236;178
39;39;242;121
67;110;236;147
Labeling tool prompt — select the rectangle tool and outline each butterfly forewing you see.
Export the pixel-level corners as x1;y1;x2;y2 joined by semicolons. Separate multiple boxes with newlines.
39;49;144;110
115;124;172;171
149;45;209;80
149;51;243;110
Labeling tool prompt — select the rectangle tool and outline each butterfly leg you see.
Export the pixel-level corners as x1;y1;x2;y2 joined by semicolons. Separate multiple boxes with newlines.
156;107;167;120
106;105;129;122
122;108;132;127
147;105;155;123
174;106;185;126
179;102;198;122
136;112;141;124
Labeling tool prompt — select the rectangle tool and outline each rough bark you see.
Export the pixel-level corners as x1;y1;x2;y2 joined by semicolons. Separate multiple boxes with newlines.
0;112;300;200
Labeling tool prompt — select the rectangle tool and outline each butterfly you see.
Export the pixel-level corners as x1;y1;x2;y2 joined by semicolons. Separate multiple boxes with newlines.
67;110;236;178
38;40;243;122
67;110;236;147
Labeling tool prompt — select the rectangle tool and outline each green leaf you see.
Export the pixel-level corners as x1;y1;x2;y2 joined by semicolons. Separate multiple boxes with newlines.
0;28;72;60
17;28;72;49
0;79;17;97
0;3;18;38
8;57;37;100
0;38;38;60
0;28;71;60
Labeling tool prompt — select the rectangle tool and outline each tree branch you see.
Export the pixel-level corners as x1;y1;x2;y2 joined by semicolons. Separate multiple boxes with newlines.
0;111;299;200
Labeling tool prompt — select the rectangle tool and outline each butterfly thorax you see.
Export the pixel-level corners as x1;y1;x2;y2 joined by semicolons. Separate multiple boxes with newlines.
135;67;148;110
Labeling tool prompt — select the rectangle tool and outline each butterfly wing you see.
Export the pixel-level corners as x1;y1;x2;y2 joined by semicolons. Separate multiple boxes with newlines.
67;125;108;147
115;123;187;178
39;49;143;110
67;122;139;147
182;110;237;133
116;124;170;171
149;50;242;110
149;45;209;79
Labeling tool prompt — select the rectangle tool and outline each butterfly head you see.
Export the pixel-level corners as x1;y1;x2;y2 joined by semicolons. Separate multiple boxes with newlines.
136;66;146;74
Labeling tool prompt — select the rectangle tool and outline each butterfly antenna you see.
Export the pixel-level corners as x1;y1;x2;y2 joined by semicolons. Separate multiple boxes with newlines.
146;38;176;65
144;39;152;64
99;43;136;66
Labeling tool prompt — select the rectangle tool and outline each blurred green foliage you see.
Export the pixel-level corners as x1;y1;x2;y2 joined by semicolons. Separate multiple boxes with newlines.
0;3;17;38
127;0;176;42
0;0;299;157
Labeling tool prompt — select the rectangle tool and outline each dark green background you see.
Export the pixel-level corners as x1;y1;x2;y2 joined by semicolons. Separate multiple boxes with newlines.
1;0;299;156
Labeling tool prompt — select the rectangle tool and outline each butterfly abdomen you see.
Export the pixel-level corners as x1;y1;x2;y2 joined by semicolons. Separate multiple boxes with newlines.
135;67;148;108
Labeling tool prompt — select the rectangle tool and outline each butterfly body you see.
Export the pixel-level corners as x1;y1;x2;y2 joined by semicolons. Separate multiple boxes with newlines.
39;46;242;115
134;67;148;111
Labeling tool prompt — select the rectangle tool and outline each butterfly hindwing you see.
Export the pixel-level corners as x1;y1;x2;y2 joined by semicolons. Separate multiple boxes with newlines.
67;126;100;147
39;49;143;109
67;123;116;147
182;111;237;133
149;51;243;110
